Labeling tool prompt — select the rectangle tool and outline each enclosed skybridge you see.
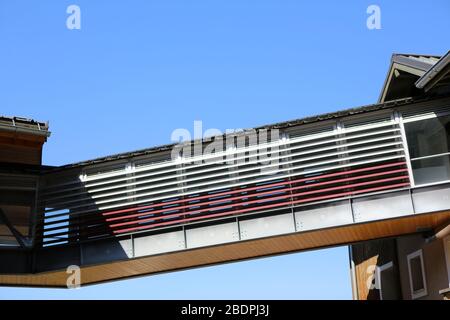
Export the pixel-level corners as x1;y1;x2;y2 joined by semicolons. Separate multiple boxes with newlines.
2;95;450;287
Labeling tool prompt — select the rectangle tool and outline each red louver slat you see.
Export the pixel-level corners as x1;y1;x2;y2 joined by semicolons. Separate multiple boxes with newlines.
38;160;410;244
101;161;407;219
105;168;409;224
110;175;409;231
113;182;410;234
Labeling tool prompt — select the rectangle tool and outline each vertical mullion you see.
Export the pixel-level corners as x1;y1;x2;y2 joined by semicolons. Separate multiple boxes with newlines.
396;111;416;187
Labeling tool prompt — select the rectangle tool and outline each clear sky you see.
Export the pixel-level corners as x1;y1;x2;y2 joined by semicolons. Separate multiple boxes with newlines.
0;0;449;299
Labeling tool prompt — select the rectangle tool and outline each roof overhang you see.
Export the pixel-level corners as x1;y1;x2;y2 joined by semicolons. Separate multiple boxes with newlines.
378;54;441;103
0;116;51;140
415;50;450;92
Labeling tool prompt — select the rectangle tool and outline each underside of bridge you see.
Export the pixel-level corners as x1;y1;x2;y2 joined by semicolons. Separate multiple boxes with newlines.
1;208;450;287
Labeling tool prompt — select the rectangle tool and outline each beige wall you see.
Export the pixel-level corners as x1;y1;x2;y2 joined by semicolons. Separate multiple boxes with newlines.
396;234;449;300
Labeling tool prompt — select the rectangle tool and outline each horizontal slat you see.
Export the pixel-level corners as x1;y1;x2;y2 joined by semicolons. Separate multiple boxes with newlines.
42;139;403;207
37;163;408;242
41;120;399;191
113;182;410;235
41;153;406;220
37;118;410;246
42;146;404;214
41;132;402;203
41;127;401;198
38;162;408;229
107;174;410;227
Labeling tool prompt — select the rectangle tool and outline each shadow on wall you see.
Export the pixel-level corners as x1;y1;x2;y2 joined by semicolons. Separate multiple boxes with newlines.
33;168;131;274
352;238;402;300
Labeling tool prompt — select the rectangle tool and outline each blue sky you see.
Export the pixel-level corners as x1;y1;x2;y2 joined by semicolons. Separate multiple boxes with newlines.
0;0;449;299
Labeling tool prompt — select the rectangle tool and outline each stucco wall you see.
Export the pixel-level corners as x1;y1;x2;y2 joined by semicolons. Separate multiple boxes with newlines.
396;234;449;300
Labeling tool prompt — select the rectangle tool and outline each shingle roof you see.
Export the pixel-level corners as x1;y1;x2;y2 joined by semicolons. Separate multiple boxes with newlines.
378;52;445;103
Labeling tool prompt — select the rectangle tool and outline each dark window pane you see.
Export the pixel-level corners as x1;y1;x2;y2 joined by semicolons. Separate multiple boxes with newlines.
410;256;425;292
405;115;450;159
380;266;401;300
411;155;450;185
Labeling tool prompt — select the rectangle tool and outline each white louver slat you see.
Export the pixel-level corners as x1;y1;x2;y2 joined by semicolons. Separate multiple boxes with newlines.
37;117;410;246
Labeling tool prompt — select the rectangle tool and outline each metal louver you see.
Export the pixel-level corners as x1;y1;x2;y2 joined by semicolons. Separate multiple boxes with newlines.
37;117;410;246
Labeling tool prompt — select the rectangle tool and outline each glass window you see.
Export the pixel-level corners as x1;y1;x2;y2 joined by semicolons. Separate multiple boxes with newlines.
405;115;450;185
377;262;401;300
405;115;450;158
410;257;424;291
407;250;427;299
411;155;450;185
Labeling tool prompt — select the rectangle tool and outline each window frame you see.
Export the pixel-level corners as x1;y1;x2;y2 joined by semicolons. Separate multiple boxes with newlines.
403;111;450;186
407;249;428;299
376;261;394;300
444;235;450;289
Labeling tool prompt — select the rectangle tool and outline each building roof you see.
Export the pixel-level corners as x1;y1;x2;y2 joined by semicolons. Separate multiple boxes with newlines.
53;94;445;171
415;50;450;92
0;115;51;138
7;51;450;172
378;53;442;103
392;53;440;71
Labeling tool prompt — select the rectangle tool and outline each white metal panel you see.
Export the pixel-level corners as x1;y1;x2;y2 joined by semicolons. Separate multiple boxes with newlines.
134;230;185;257
353;191;414;222
186;222;239;249
412;185;450;213
239;213;295;240
295;201;353;231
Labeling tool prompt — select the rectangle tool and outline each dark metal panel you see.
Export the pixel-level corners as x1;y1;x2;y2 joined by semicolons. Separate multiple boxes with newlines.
81;237;132;265
0;250;31;274
35;245;81;272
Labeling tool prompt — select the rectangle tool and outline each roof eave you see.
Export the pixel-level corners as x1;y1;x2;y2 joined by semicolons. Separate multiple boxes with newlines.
415;51;450;91
0;123;51;138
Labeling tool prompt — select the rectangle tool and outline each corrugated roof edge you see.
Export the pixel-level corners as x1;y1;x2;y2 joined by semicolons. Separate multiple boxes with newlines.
392;53;441;70
416;50;450;90
0;115;50;137
51;94;450;172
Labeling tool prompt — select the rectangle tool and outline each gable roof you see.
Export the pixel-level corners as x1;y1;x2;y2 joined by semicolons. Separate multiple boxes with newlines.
378;53;441;103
